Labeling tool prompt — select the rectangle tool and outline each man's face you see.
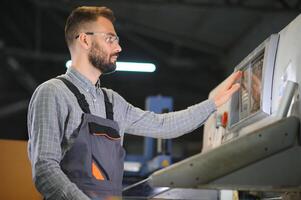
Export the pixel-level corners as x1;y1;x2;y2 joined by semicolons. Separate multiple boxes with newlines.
88;39;118;74
87;17;121;74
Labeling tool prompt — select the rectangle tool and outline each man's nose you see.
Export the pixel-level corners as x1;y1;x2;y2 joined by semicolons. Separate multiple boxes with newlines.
115;42;122;53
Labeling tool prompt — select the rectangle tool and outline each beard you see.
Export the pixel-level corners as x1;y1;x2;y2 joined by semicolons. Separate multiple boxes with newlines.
88;41;117;74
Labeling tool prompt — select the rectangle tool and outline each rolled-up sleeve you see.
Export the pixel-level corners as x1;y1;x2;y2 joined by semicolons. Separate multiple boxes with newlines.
27;82;90;200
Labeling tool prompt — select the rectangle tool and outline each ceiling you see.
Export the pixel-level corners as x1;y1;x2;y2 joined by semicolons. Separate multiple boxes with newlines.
0;0;299;148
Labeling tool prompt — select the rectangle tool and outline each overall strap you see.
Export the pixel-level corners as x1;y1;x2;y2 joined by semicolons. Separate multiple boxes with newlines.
56;77;91;114
101;89;114;120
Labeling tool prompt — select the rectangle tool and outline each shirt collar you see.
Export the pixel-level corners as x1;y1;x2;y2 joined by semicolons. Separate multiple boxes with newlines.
66;66;98;94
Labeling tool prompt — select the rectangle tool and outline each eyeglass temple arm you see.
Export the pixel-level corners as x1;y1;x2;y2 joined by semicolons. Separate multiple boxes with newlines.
75;32;94;39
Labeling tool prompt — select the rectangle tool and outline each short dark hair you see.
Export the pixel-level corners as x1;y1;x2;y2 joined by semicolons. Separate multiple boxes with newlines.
65;6;115;47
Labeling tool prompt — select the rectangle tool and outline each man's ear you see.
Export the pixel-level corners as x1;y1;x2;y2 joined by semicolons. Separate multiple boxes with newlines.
78;33;91;50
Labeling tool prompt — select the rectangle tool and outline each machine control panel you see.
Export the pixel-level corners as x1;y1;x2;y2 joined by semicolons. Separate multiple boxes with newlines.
203;34;279;151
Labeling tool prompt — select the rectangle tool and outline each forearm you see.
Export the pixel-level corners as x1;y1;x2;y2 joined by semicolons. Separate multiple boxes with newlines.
33;159;90;200
125;99;216;138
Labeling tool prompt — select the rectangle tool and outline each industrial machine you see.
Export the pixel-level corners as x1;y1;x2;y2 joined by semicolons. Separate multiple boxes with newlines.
146;13;301;195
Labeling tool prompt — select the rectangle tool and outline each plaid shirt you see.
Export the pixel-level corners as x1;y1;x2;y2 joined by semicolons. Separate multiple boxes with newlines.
27;67;216;200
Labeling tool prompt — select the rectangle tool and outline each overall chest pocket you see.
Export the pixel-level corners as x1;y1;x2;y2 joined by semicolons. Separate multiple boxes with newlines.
88;122;125;182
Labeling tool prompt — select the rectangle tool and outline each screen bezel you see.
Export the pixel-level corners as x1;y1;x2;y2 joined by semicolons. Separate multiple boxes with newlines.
227;34;279;134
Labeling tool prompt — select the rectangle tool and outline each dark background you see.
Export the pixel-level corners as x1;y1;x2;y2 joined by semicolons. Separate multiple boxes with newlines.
0;0;299;158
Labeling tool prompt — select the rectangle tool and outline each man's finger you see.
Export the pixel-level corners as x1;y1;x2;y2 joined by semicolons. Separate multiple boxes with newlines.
230;71;243;83
224;71;242;89
227;83;240;96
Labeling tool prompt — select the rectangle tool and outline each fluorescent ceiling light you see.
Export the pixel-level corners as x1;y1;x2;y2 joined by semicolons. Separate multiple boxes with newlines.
66;60;156;73
116;62;156;72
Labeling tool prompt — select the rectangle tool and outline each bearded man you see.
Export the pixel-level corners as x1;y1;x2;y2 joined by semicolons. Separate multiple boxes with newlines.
27;6;241;200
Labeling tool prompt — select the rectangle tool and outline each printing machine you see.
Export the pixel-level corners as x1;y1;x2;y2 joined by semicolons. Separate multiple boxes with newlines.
144;13;301;197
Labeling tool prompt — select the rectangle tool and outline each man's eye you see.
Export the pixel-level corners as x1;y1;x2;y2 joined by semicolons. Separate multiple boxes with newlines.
106;36;112;42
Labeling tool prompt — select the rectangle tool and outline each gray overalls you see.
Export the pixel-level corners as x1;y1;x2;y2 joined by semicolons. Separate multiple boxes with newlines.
57;77;125;199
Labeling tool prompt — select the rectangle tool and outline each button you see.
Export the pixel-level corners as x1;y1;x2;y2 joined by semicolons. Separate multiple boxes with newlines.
221;112;228;128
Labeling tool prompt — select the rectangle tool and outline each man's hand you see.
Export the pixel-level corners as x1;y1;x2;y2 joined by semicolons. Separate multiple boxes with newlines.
212;71;242;107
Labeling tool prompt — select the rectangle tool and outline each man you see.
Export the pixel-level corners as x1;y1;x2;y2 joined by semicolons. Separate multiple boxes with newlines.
27;6;241;200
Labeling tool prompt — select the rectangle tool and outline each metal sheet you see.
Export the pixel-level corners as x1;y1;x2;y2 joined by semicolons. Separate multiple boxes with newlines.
148;116;299;188
207;145;301;192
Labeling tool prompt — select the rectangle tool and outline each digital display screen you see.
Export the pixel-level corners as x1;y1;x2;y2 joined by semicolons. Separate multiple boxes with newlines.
250;56;263;114
240;67;250;120
238;53;264;122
